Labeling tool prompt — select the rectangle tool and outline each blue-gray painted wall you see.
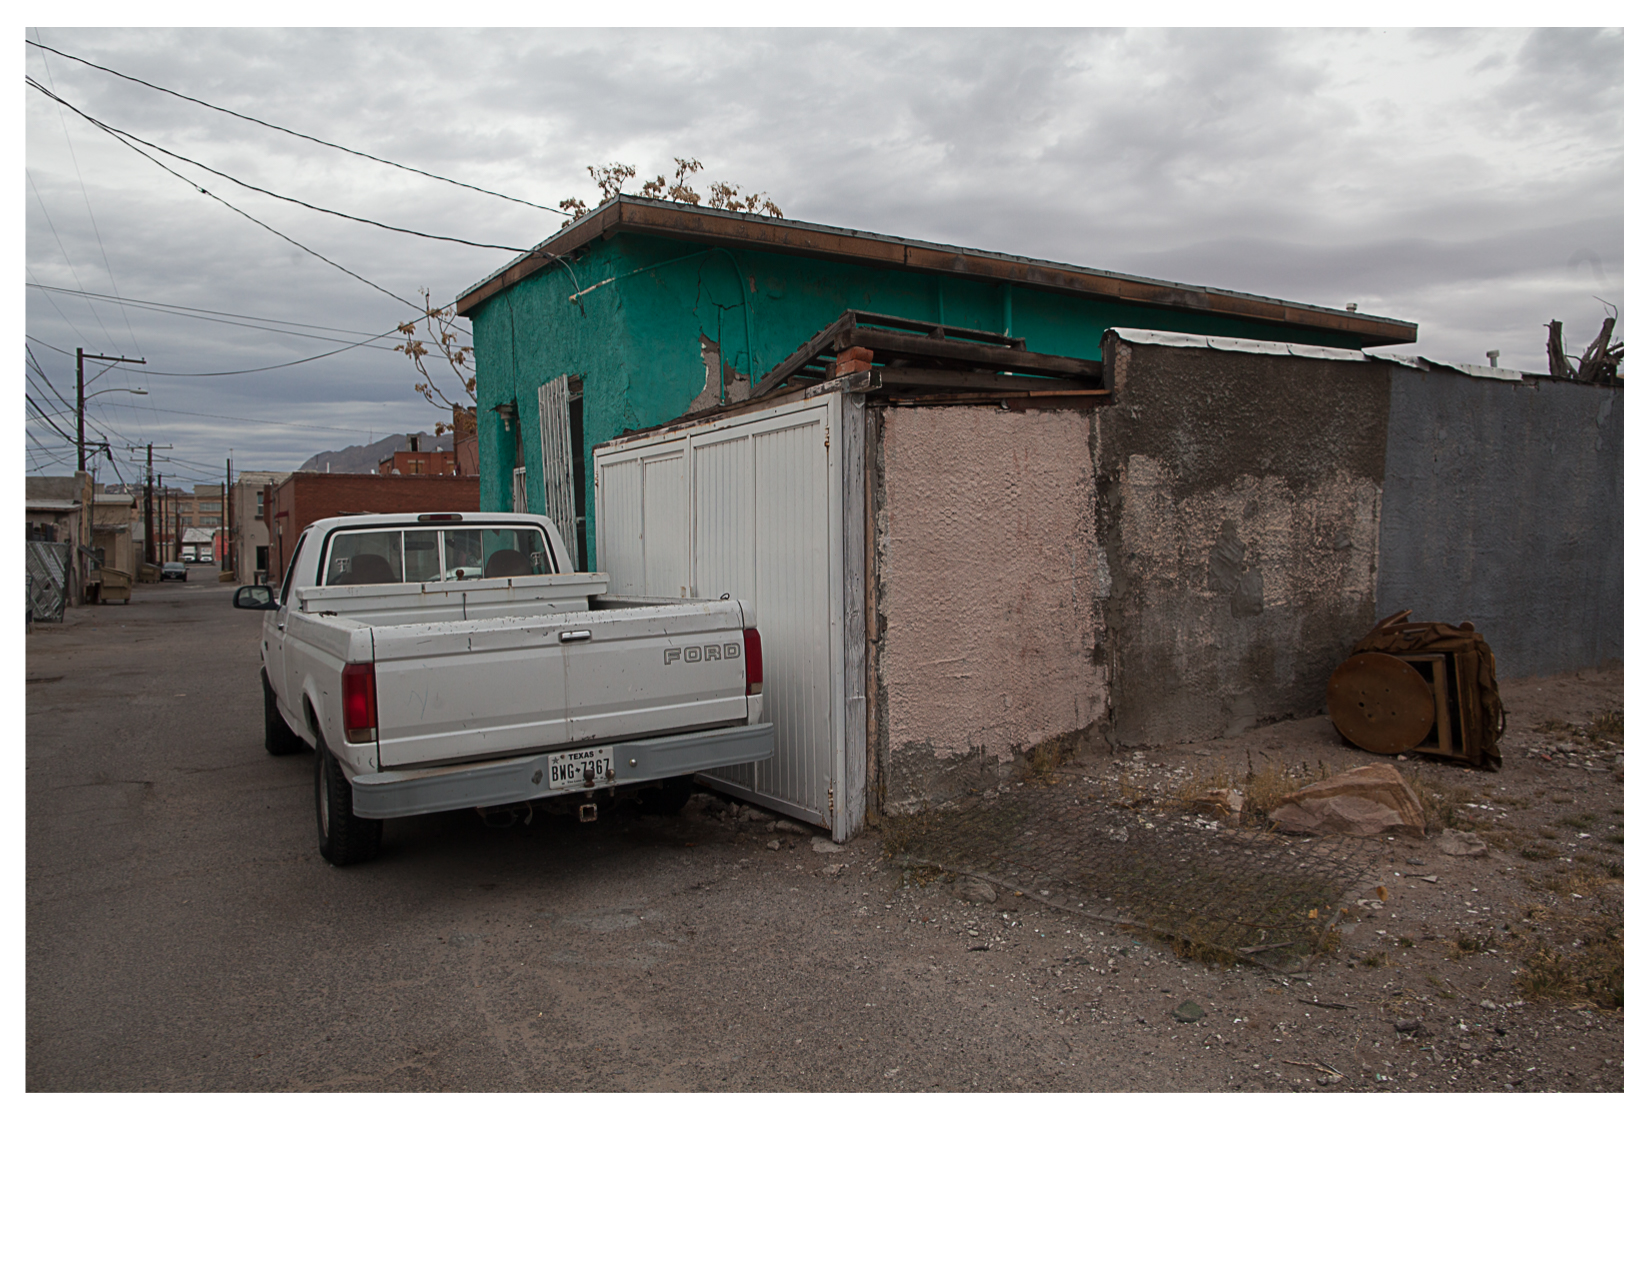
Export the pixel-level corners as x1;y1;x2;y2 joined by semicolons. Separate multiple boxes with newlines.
1376;371;1623;679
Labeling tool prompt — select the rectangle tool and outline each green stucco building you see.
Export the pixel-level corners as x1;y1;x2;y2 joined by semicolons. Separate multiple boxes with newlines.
456;196;1416;568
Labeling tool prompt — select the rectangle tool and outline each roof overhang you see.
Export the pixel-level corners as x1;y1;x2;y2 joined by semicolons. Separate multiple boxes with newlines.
455;196;1417;346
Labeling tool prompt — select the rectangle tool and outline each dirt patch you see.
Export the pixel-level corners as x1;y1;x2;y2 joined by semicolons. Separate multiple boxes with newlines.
864;665;1623;1091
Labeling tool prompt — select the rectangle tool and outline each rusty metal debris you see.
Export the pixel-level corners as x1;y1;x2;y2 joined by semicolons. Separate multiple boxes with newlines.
1326;652;1437;754
1328;609;1506;769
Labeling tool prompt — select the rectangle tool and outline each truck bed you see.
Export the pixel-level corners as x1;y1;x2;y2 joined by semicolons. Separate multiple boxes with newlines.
286;585;757;771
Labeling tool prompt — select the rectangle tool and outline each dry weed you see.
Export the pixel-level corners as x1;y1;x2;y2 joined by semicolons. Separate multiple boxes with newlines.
1407;774;1473;832
1588;709;1624;743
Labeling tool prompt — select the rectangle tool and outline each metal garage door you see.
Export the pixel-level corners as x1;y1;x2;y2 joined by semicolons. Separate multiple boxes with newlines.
593;392;865;840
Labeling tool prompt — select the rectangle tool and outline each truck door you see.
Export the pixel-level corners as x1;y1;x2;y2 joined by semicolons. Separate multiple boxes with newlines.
267;529;308;728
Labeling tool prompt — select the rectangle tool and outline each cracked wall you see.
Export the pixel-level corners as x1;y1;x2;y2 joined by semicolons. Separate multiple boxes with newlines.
1097;339;1389;746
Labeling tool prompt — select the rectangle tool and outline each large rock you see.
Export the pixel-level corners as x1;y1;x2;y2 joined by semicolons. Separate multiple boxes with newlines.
1268;763;1426;838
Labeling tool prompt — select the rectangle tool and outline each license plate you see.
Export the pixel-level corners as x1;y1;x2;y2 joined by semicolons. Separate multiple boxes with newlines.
545;745;616;792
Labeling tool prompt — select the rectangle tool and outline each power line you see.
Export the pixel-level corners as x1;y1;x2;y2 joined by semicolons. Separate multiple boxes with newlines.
27;77;419;310
28;78;537;255
30;52;124;355
26;350;135;449
125;324;409;377
27;282;413;341
27;37;574;221
96;403;396;437
26;394;80;446
28;318;406;379
33;46;159;440
25;185;95;347
26;75;584;310
25;352;78;417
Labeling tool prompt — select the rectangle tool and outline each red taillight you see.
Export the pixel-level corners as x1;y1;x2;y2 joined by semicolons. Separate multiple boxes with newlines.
342;662;378;744
742;627;763;696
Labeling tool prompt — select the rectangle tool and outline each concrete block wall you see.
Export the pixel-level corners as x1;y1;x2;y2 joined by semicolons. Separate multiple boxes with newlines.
1376;370;1622;678
1094;339;1390;746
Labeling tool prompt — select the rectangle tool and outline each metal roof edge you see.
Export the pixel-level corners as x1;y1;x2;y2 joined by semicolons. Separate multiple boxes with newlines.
1110;328;1374;362
1111;329;1536;381
454;198;1417;343
1417;357;1526;382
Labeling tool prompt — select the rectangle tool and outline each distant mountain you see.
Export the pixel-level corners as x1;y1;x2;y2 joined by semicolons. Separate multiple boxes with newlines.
299;432;453;474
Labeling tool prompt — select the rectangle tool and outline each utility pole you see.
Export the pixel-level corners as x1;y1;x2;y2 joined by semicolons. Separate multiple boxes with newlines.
224;456;233;578
76;348;146;472
130;443;172;566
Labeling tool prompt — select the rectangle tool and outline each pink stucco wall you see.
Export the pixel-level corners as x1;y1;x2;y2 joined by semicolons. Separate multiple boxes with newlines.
878;405;1108;784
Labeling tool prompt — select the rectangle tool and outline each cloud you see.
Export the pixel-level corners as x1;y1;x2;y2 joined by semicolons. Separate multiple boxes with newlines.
25;26;1623;477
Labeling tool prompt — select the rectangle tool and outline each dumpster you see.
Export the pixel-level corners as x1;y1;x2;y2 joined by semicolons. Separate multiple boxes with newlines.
98;567;133;604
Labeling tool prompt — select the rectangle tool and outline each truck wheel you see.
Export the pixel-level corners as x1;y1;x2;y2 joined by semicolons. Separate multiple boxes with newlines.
636;775;694;817
263;670;304;756
314;739;383;866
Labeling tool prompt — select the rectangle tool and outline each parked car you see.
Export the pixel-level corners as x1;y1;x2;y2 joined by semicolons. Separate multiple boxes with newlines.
233;512;774;866
160;562;188;581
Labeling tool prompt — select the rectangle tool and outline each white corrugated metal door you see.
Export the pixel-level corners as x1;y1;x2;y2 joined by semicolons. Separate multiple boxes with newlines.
593;394;864;838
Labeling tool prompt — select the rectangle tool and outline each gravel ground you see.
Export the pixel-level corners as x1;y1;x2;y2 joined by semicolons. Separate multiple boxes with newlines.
25;584;1622;1092
839;664;1623;1092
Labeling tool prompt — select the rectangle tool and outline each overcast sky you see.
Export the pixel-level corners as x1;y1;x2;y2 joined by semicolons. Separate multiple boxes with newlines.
22;25;1624;486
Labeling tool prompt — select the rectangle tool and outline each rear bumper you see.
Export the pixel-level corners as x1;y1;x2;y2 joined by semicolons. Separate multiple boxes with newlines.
349;722;775;820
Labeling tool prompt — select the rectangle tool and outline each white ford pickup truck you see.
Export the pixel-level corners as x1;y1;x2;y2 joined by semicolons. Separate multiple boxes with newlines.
234;512;773;866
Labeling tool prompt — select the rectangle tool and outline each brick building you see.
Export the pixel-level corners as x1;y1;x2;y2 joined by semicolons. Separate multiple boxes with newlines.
377;446;458;477
142;482;226;563
263;471;480;583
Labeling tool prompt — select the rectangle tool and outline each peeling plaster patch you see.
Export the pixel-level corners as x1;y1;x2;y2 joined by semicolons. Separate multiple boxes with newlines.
1232;567;1265;617
1207;518;1247;594
881;406;1108;766
686;334;750;414
1112;456;1381;742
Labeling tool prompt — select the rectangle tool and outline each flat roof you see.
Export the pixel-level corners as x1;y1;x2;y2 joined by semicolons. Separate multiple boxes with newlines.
455;196;1416;346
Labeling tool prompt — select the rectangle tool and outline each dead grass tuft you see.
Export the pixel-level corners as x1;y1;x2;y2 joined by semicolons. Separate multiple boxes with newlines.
1449;932;1494;958
1026;738;1072;783
1407;774;1474;832
1588;709;1624;743
1515;934;1624;1010
1540;866;1612;898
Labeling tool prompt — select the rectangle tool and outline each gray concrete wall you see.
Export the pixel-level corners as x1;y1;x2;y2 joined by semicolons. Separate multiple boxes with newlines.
1377;371;1623;678
1096;339;1389;746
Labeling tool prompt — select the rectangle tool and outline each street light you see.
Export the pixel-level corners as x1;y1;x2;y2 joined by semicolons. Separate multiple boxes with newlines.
76;347;147;471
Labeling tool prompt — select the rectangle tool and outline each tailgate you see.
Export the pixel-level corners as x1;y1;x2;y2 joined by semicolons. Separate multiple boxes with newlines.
563;602;749;744
371;618;570;768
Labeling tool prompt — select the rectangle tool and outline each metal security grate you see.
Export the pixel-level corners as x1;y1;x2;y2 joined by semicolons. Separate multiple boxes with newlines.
884;780;1380;971
26;541;71;623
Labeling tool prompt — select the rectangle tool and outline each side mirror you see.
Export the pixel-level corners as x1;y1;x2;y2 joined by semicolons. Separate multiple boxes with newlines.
234;584;278;610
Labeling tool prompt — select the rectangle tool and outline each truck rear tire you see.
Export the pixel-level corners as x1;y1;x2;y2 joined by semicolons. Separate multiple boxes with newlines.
263;670;304;755
636;774;694;817
315;738;383;866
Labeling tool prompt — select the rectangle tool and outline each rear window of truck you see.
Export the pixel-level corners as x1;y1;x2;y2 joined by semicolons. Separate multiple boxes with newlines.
321;526;557;585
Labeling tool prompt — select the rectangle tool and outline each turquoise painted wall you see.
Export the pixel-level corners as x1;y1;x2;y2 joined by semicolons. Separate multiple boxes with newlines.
469;231;1372;565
